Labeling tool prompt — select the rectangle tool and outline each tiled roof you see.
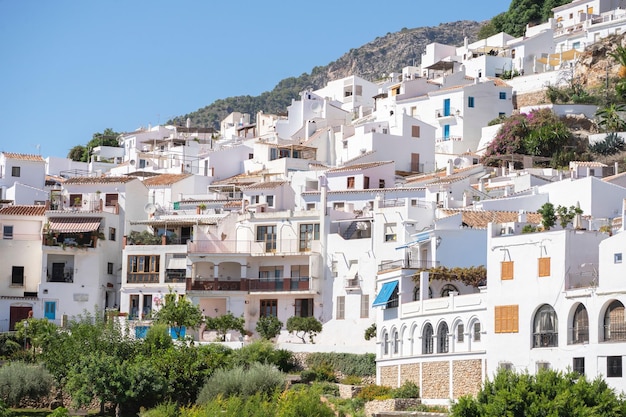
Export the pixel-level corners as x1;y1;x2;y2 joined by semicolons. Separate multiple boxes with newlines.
0;205;46;216
488;77;511;87
64;176;135;185
303;186;426;195
243;181;287;190
570;161;607;167
143;173;192;187
440;209;542;228
326;161;393;173
1;152;45;162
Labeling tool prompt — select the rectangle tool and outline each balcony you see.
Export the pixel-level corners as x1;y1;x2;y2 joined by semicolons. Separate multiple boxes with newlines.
127;273;159;284
345;277;360;289
187;279;242;291
188;239;319;255
44;233;97;249
378;259;439;273
249;277;310;292
435;136;462;143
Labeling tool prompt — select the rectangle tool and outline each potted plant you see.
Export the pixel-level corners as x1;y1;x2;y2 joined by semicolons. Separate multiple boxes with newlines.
197;203;207;214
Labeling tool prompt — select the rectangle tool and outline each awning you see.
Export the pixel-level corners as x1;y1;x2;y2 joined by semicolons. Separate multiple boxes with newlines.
372;281;398;307
48;217;102;233
395;231;432;250
536;49;581;66
167;258;187;270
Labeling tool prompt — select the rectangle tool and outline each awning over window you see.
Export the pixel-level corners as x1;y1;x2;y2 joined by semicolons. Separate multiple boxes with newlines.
372;281;398;307
395;231;432;250
167;258;187;270
48;217;102;233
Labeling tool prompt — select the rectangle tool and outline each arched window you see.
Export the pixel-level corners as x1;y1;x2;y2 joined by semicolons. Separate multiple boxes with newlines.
422;323;434;354
533;304;558;348
572;304;589;344
392;329;400;354
438;322;449;353
441;284;459;297
383;331;389;355
413;286;433;301
604;300;626;342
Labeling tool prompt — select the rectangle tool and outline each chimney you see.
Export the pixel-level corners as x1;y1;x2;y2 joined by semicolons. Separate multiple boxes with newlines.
518;209;527;223
446;159;454;176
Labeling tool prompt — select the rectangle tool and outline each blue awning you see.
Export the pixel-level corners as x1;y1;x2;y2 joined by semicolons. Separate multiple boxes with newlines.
372;281;398;307
395;231;431;250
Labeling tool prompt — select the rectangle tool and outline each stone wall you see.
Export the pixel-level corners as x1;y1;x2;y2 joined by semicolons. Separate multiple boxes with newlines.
452;359;483;399
421;361;449;400
515;91;549;108
399;363;420;387
380;365;399;387
364;398;421;417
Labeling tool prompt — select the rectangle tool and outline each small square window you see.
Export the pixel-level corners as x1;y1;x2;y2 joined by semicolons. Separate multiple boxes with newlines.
499;92;507;100
468;96;475;108
11;166;20;177
12;266;24;285
3;225;14;240
107;262;114;275
573;357;585;375
109;227;116;241
608;356;622;378
266;195;274;207
615;253;622;264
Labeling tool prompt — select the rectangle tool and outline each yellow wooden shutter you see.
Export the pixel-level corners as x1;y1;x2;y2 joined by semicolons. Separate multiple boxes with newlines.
538;257;551;277
501;261;514;280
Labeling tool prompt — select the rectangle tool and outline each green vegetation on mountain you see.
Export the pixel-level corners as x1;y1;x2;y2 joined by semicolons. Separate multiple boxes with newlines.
477;0;571;39
67;128;121;162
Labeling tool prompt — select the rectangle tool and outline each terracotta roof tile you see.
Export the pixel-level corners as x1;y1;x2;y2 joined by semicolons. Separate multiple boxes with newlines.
440;209;542;229
1;152;45;162
0;205;46;216
64;176;135;185
570;161;607;167
243;181;287;190
143;173;192;187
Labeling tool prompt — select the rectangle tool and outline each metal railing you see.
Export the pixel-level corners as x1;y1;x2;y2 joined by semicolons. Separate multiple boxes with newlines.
378;259;439;272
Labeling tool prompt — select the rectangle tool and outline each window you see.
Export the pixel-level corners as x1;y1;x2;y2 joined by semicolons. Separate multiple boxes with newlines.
387;285;399;308
251;195;260;204
468;96;475;108
127;255;160;283
533;304;558;348
360;294;369;318
109;227;116;241
441;284;458;297
256;225;277;252
501;261;514;280
604;300;626;341
11;266;24;286
457;323;465;342
473;322;481;341
11;166;20;177
336;296;345;319
105;193;118;207
573;357;585;375
443;124;450;139
607;356;623;378
260;299;278;317
266;195;274;207
411;125;420;137
499;92;507;100
299;223;320;251
347;176;355;189
333;202;345;211
572;303;589;344
107;262;114;275
364;176;370;189
422;323;434;354
499;362;513;371
294;298;313;317
69;194;82;207
413;286;432;301
438;322;449;353
392;329;400;354
615;253;623;264
495;305;519;333
538;257;551;277
3;225;13;240
379;179;385;188
383;331;389;355
384;223;397;242
499;112;506;118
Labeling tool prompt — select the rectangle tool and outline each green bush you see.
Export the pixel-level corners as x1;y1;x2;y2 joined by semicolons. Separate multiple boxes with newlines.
305;352;375;377
196;363;286;404
0;362;53;407
0;399;10;417
340;375;362;385
255;315;283;340
230;340;296;372
276;386;336;417
47;407;69;417
300;363;336;383
139;401;179;417
356;384;393;401
392;381;419;399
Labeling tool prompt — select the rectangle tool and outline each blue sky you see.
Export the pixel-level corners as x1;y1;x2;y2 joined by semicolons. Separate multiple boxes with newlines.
0;0;508;158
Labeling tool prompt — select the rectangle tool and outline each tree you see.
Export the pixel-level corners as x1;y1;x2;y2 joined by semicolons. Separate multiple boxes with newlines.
15;317;57;360
67;145;86;161
364;323;377;341
537;202;557;230
204;312;245;341
556;204;583;229
450;368;626;417
286;316;322;344
153;291;204;339
256;315;283;340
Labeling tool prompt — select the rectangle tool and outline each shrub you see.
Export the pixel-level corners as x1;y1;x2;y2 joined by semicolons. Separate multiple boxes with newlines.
276;386;336;417
230;340;296;372
340;375;362;385
196;363;286;404
0;399;10;417
521;224;537;234
139;401;179;417
305;352;376;377
255;315;283;340
0;362;53;407
357;384;393;401
589;133;626;156
300;363;336;383
286;316;322;344
47;407;70;417
392;381;420;399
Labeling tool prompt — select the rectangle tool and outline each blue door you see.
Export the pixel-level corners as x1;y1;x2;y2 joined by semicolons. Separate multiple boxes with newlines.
44;301;56;320
443;99;451;116
443;125;450;139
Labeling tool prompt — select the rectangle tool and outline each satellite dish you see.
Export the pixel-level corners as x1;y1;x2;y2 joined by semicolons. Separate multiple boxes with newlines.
144;203;156;214
310;101;322;113
453;157;463;167
130;159;136;166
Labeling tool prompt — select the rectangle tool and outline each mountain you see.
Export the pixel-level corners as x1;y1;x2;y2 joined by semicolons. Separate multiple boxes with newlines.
168;20;484;129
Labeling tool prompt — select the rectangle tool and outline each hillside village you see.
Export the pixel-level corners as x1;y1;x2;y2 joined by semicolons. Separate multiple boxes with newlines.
3;0;626;406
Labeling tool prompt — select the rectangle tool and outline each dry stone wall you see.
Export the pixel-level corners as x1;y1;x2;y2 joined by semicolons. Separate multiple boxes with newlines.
452;359;483;399
421;361;449;399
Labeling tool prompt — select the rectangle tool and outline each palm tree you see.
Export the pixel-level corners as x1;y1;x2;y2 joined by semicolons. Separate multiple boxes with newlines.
596;103;626;133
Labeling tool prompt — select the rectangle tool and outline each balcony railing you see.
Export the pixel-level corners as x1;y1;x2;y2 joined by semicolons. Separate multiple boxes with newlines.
378;259;439;272
187;279;242;291
185;277;310;292
603;323;626;342
127;273;159;284
533;332;558;348
569;325;589;344
188;239;318;255
435;136;462;143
